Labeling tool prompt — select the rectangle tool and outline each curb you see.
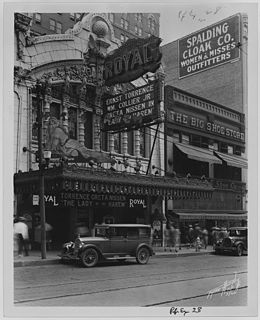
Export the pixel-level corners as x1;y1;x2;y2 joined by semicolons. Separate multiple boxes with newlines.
14;251;214;268
154;251;214;258
14;259;61;268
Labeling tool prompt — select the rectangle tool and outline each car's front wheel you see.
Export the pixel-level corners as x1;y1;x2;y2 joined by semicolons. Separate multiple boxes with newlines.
136;247;150;264
81;248;99;267
236;244;243;256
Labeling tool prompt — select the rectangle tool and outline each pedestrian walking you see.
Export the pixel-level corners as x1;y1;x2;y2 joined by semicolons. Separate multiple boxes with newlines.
175;226;181;251
211;226;220;249
219;227;228;240
168;223;178;252
163;224;170;251
195;236;201;252
186;225;194;248
14;216;29;257
201;227;209;249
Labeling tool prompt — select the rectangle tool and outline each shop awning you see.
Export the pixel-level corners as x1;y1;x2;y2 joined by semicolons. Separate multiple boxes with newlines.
213;151;248;168
174;212;247;221
174;143;222;164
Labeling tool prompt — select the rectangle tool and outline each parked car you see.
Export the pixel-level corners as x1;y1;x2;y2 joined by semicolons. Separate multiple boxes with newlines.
60;224;154;267
215;226;248;256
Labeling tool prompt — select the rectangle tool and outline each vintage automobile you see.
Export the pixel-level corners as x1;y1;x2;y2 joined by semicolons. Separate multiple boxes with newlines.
60;224;154;267
215;226;248;256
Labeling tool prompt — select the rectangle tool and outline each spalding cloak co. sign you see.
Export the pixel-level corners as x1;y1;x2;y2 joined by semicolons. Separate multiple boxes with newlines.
103;35;162;86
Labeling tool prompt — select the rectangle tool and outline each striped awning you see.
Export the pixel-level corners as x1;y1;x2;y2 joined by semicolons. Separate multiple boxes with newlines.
174;143;222;164
214;151;248;169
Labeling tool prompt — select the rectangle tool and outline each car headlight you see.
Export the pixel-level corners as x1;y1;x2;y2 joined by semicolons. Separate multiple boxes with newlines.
74;238;83;250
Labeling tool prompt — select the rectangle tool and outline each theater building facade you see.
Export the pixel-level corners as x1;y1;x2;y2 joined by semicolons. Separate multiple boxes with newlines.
14;12;215;248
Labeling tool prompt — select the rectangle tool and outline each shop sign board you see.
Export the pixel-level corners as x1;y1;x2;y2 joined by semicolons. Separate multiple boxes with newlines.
167;109;245;142
102;80;161;132
178;14;240;78
33;193;147;208
104;35;162;86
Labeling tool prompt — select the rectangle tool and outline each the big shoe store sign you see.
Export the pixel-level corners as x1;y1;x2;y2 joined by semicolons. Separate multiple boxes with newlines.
178;14;240;78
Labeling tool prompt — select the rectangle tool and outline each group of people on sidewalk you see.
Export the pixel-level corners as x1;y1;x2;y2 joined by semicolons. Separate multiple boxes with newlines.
13;215;53;257
162;222;229;253
163;222;181;252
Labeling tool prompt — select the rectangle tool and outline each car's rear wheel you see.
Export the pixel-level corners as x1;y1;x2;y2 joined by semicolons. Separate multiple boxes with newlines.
215;249;222;255
81;248;98;267
136;247;150;264
237;244;243;256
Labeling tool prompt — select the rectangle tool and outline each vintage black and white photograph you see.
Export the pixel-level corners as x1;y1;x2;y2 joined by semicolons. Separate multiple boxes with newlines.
2;0;259;319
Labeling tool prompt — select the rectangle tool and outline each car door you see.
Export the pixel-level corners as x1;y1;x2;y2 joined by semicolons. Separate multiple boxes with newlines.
125;227;140;254
108;227;127;256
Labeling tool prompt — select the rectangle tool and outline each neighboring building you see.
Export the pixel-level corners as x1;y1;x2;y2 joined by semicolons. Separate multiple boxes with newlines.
161;13;248;236
161;13;247;113
164;86;247;237
23;12;160;41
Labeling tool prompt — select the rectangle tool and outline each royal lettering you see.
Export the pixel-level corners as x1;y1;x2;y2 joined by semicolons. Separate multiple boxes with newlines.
104;36;162;86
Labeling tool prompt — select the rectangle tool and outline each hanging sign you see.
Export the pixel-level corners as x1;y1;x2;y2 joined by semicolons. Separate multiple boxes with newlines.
178;14;240;78
104;35;162;86
102;80;162;132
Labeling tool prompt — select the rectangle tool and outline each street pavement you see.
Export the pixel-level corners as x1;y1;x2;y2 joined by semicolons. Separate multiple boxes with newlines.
13;254;247;309
14;245;214;267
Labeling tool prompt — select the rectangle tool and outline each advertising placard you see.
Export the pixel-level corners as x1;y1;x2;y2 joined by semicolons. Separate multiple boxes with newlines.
102;80;161;132
178;14;240;78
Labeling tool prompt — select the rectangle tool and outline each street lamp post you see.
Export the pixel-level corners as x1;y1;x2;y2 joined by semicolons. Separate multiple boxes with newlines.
36;80;47;259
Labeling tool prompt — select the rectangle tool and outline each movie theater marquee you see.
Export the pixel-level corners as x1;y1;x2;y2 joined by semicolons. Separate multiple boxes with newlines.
178;14;240;78
102;80;161;132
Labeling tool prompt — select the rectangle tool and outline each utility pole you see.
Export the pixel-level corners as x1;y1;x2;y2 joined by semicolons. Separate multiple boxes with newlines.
36;80;47;259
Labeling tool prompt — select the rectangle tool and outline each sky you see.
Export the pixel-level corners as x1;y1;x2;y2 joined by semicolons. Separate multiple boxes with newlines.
159;2;254;45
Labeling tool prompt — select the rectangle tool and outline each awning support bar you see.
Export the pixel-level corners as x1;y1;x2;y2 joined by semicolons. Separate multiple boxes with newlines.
146;123;160;175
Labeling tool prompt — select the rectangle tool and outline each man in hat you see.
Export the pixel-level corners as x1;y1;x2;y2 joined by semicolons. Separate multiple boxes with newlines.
211;226;220;250
14;216;29;257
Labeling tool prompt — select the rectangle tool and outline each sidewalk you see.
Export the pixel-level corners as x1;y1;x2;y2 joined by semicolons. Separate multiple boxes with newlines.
14;246;214;268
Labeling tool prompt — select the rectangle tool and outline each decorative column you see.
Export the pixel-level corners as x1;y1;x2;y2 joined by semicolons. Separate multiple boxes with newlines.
135;130;141;158
122;131;128;155
62;71;70;133
109;133;115;153
78;83;87;146
93;114;101;151
42;80;52;145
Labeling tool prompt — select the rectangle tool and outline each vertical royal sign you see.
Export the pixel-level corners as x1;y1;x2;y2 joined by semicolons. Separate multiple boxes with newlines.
178;14;241;78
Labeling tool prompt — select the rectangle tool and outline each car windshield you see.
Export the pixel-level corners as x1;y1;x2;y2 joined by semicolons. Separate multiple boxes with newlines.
229;229;247;237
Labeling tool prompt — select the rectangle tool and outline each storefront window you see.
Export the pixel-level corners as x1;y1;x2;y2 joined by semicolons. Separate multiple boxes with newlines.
190;135;209;148
101;131;109;152
50;102;61;119
220;142;228;153
68;108;77;139
84;111;93;149
114;133;121;154
140;128;146;157
127;131;134;155
32;97;38;141
234;146;241;156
